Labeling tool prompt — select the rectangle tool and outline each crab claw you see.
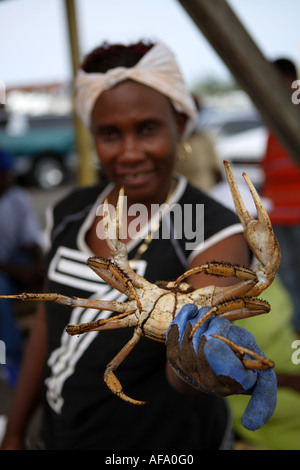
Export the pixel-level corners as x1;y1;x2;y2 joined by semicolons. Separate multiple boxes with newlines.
224;161;281;296
103;187;129;266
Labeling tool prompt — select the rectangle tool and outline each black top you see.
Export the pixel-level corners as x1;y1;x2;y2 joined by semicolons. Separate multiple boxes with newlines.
39;175;241;450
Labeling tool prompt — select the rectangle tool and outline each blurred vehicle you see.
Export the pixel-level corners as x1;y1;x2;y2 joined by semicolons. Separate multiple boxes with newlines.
198;108;267;188
0;110;76;189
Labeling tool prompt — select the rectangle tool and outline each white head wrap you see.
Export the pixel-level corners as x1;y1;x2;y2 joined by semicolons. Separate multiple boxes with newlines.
75;42;197;137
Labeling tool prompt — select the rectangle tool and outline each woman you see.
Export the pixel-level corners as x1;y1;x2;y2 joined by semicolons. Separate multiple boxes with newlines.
2;41;250;450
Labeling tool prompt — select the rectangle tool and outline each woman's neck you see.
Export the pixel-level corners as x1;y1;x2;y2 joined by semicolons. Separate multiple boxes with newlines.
107;175;176;211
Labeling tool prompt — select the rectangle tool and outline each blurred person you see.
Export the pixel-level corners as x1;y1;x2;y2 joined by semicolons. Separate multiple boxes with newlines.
1;41;275;451
0;148;45;386
260;58;300;335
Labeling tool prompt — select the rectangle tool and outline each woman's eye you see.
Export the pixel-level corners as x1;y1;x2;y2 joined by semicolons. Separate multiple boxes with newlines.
97;127;119;140
140;122;159;136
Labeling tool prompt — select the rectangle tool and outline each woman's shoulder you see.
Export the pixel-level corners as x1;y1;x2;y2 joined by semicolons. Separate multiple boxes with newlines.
181;180;240;227
172;179;242;260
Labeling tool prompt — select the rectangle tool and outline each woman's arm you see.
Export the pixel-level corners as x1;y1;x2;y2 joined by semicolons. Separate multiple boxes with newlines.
185;232;250;290
1;303;47;450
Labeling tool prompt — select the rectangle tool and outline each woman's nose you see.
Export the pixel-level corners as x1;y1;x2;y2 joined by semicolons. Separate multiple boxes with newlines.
119;136;144;163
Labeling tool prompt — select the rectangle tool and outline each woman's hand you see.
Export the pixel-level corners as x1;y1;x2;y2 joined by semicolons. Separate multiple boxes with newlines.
166;304;277;431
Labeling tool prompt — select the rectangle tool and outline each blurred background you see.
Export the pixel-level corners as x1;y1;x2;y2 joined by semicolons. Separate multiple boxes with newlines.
0;0;299;203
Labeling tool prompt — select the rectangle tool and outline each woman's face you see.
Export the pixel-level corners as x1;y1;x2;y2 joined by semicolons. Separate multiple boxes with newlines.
91;80;185;204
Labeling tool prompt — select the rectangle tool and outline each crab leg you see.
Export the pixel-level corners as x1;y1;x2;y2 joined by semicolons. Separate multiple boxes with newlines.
189;298;270;339
224;161;281;297
174;262;257;285
66;309;138;335
87;256;143;313
188;298;272;372
0;292;128;312
211;334;274;370
104;327;146;405
87;257;134;298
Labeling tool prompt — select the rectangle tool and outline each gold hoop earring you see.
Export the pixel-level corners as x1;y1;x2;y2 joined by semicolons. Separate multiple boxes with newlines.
177;141;192;162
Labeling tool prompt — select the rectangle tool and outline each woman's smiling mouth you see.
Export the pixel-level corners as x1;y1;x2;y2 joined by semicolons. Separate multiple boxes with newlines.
118;169;155;187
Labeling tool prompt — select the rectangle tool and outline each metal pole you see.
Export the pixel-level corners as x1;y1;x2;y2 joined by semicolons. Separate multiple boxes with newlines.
178;0;300;166
64;0;97;186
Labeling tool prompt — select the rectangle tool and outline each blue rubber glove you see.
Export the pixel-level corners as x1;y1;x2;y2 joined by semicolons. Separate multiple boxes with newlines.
166;304;277;431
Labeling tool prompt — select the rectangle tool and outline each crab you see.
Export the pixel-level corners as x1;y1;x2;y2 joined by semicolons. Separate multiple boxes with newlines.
0;162;281;405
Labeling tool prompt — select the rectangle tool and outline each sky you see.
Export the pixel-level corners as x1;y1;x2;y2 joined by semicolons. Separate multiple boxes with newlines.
1;0;300;89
